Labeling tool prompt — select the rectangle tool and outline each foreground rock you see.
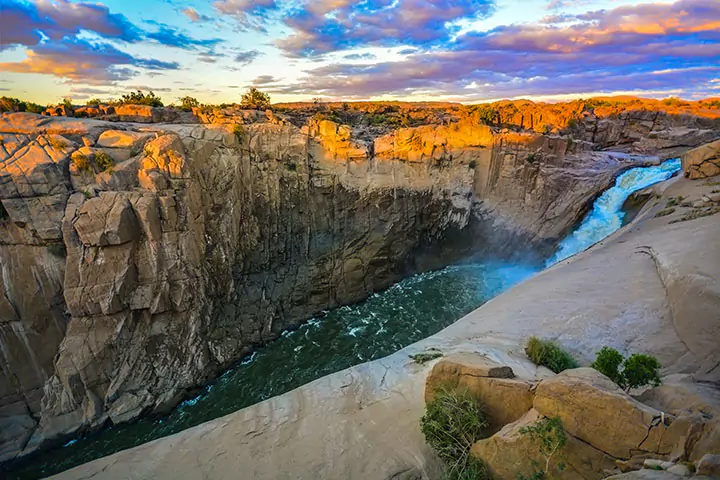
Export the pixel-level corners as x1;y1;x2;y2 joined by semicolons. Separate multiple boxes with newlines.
682;139;720;179
45;169;720;479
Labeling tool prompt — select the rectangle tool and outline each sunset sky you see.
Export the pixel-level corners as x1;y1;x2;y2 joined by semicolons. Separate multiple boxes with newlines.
0;0;719;105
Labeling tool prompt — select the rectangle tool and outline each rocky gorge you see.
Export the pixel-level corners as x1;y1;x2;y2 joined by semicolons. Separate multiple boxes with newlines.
1;100;720;478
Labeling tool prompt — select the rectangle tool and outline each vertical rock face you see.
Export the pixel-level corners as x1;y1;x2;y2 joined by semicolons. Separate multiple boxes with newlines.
0;110;712;461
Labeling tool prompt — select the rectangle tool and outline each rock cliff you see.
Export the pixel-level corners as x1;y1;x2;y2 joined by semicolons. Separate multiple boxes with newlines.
0;108;717;464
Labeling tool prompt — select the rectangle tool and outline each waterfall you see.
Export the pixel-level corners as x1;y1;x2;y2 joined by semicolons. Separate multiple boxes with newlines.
547;158;682;266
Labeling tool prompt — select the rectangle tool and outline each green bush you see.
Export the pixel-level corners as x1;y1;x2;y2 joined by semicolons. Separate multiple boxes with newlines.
115;90;164;107
232;124;245;143
591;346;624;385
86;98;102;106
623;354;661;391
178;96;200;111
0;96;45;114
240;87;271;110
591;346;661;391
421;388;490;480
72;153;91;172
47;137;67;152
409;350;443;364
95;151;114;172
518;417;567;480
525;337;579;373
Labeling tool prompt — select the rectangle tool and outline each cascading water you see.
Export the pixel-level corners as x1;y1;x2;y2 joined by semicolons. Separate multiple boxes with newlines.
3;159;681;480
547;158;682;266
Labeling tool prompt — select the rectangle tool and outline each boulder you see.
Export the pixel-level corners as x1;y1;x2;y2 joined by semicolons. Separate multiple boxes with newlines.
425;353;533;433
471;409;617;480
681;139;720;179
73;192;138;246
74;105;100;118
533;368;668;460
637;376;720;462
697;454;720;477
96;130;153;150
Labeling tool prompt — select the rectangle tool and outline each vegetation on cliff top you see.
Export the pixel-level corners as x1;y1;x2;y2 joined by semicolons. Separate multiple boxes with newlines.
115;90;164;107
0;96;44;114
240;87;271;110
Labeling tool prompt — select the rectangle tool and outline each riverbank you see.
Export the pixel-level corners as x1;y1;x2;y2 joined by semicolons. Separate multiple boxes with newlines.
48;169;720;479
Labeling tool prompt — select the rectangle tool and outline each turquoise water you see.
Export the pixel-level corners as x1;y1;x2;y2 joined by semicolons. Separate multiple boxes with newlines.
547;158;682;265
2;158;681;479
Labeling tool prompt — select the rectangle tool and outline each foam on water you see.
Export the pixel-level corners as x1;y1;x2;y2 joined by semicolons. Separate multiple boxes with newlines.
547;158;681;266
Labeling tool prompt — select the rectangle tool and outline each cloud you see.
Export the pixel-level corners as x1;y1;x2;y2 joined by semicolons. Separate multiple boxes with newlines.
0;37;179;84
275;0;496;57
181;6;210;22
213;0;277;29
1;0;223;52
145;23;223;49
268;0;720;99
198;53;219;63
343;52;377;61
0;0;142;46
234;49;262;65
252;75;276;85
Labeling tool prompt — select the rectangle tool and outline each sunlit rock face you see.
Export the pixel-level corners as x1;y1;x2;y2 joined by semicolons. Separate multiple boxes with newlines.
0;106;717;462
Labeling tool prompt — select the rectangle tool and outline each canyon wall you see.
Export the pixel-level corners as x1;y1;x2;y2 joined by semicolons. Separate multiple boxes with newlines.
0;109;717;463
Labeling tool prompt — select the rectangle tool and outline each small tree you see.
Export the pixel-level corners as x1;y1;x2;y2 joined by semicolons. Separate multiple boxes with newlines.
519;417;567;480
591;346;624;385
178;96;200;111
622;354;661;391
240;87;271;110
86;98;102;106
591;347;661;392
116;90;164;107
62;97;73;108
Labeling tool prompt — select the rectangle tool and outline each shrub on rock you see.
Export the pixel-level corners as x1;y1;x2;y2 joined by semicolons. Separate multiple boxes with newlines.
591;347;661;391
525;337;579;373
421;387;491;480
240;87;271;110
518;416;568;480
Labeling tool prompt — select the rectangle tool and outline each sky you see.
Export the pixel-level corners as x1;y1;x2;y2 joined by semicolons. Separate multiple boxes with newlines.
0;0;719;105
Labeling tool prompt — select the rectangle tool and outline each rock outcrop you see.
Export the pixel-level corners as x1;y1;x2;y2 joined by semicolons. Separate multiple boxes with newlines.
682;139;720;179
426;356;720;480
